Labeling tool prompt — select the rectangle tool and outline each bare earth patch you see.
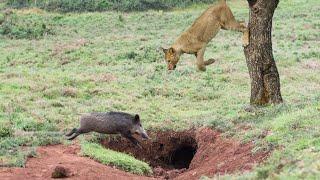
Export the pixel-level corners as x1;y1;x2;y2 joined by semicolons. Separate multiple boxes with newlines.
0;128;269;179
303;60;320;70
176;128;269;179
51;38;90;65
52;38;89;57
0;144;153;180
89;73;118;83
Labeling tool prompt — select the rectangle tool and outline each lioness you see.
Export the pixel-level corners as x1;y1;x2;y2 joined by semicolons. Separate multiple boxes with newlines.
161;0;249;71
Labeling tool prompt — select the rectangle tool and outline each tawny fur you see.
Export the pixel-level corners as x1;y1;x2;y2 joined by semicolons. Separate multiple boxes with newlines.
162;0;249;71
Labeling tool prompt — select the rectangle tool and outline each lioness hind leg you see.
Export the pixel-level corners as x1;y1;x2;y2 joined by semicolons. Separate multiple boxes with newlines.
66;128;77;136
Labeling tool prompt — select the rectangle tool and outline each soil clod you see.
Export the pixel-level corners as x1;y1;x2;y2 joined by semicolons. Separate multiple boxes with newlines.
51;166;71;178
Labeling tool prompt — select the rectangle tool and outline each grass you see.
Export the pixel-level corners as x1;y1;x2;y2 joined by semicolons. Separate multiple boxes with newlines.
81;141;152;175
0;0;319;178
5;0;214;12
0;11;54;39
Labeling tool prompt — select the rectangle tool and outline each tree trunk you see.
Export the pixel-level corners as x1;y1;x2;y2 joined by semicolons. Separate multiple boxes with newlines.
244;0;283;105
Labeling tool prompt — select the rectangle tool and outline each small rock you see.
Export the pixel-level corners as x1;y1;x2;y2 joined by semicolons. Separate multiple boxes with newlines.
153;166;165;176
140;37;148;41
51;166;71;178
166;169;185;179
243;105;256;113
62;87;77;97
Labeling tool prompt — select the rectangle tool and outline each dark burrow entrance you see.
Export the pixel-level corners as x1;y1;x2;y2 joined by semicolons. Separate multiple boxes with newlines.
170;145;196;169
100;130;198;172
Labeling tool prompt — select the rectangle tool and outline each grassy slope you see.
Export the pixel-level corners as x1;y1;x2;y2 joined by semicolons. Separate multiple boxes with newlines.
0;0;319;178
81;142;152;175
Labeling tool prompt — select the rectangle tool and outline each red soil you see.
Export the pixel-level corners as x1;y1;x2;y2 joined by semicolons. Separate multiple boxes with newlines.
0;144;154;180
175;128;269;180
0;128;269;180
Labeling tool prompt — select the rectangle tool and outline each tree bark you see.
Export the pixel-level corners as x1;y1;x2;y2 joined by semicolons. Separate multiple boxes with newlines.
244;0;283;105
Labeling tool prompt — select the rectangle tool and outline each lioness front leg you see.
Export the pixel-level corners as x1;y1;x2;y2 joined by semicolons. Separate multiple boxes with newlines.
196;47;216;71
196;47;206;71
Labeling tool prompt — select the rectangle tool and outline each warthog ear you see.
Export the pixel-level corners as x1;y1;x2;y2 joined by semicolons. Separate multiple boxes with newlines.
134;114;140;123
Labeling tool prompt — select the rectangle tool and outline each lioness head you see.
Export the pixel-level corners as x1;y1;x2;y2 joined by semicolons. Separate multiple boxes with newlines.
161;47;179;70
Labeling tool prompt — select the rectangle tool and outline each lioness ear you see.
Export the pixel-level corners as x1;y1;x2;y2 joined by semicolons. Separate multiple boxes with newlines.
168;47;175;54
161;47;167;53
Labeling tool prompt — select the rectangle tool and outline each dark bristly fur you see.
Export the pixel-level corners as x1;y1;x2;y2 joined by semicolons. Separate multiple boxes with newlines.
66;112;150;148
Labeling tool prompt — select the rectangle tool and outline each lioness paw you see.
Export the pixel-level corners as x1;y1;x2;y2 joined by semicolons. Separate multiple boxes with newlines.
197;64;206;71
242;30;249;47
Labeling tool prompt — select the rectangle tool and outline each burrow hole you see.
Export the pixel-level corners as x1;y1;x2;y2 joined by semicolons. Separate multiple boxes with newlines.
170;145;197;169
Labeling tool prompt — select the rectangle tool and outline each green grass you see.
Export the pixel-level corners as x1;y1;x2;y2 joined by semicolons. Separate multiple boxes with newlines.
0;11;54;39
6;0;214;12
0;0;319;178
81;141;152;175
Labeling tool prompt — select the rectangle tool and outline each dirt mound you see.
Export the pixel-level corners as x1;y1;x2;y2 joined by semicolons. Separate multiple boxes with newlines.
0;144;154;180
101;128;269;179
176;128;269;179
101;129;197;170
